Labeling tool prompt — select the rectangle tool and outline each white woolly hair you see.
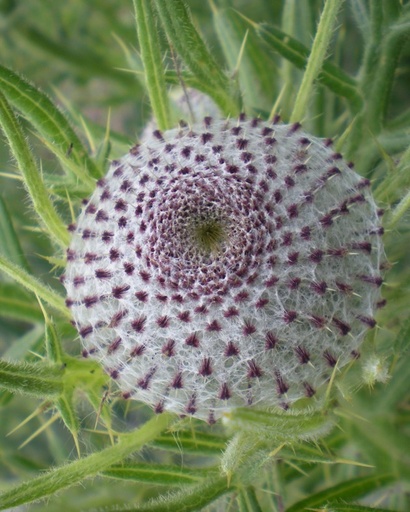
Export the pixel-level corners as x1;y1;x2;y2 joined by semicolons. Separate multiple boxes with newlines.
64;115;384;423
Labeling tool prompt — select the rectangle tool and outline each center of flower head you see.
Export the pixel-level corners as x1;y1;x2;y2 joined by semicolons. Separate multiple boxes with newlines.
191;217;226;255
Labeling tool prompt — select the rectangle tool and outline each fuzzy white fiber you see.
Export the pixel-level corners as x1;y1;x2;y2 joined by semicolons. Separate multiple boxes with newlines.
65;116;384;422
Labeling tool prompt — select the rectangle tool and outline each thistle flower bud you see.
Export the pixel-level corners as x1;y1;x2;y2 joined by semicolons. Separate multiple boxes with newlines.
65;116;384;423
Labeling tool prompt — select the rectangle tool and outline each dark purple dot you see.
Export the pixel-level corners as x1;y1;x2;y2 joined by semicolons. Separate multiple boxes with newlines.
323;350;337;367
73;276;85;287
157;316;170;328
288;277;301;289
178;311;191;323
96;209;108;222
171;372;183;389
67;249;76;262
357;315;377;328
185;333;200;347
107;337;122;354
109;310;128;327
219;383;231;400
310;249;324;263
303;382;316;397
294;164;307;174
352;241;372;254
247;360;263;378
162;339;175;357
198;357;213;376
83;295;99;308
112;285;130;299
256;297;269;308
131;316;146;333
275;371;289;395
110;248;120;261
207;320;221;332
332;317;351;335
118;217;127;228
224;341;240;357
265;332;278;350
201;132;213;143
283;310;297;324
186;395;197;415
287;252;299;265
123;262;135;275
80;325;93;338
135;291;148;302
311;281;327;295
359;275;383;287
310;315;326;329
243;321;257;336
130;345;146;357
287;204;298;218
102;231;114;242
294;346;310;364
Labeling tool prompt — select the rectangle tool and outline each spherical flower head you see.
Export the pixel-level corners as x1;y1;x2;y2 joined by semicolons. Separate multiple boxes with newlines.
65;116;384;423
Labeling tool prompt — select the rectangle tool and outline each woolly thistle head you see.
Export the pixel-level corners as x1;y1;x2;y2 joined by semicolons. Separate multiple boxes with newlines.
64;115;384;423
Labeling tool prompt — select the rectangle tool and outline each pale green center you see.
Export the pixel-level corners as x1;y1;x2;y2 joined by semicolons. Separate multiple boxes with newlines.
193;220;226;254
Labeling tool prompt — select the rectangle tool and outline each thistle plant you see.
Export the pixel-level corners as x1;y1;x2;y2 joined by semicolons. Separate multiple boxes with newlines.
0;1;409;511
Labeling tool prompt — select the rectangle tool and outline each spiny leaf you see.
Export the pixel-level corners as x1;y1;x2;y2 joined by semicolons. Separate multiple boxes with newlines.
324;503;401;512
254;22;363;112
102;475;229;512
151;430;227;456
0;413;173;510
285;474;394;512
0;282;43;324
0;254;68;317
0;91;70;247
212;5;276;112
0;359;63;398
290;0;346;122
0;63;100;182
102;463;217;485
18;25;140;90
133;0;172;130
153;0;239;116
0;196;30;272
224;407;334;442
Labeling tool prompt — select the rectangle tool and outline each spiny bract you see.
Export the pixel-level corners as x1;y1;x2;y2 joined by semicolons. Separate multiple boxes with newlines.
64;116;384;423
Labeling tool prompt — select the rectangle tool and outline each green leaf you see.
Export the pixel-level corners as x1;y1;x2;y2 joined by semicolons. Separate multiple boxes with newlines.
224;407;334;442
102;463;216;486
0;254;68;317
56;392;80;455
212;6;276;112
103;475;229;512
0;91;70;247
238;487;263;512
285;474;394;512
325;503;401;512
153;0;239;116
0;64;100;183
18;25;140;91
151;430;227;456
3;324;45;360
377;320;410;410
350;0;370;39
133;0;172;131
0;359;63;398
0;282;43;324
255;23;362;112
0;196;30;272
290;0;345;122
0;413;174;510
45;317;64;364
